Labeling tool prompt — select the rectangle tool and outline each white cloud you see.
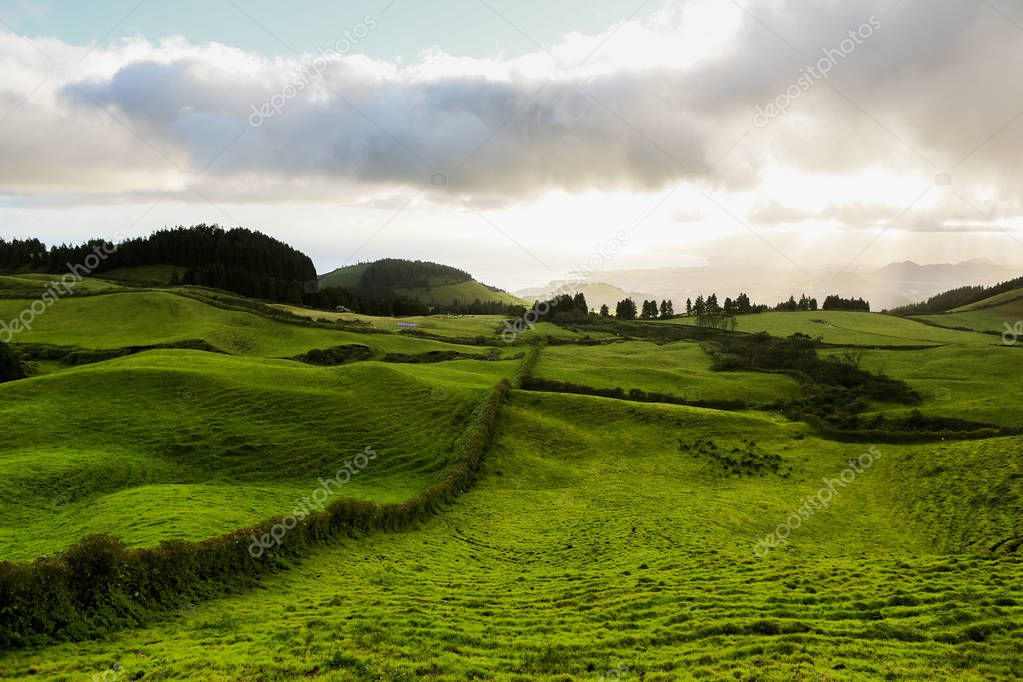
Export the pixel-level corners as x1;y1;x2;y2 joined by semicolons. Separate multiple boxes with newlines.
0;0;1022;276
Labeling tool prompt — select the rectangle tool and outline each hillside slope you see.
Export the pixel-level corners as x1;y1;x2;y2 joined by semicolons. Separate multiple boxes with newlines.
914;286;1023;334
0;351;514;561
319;258;523;307
4;392;1021;679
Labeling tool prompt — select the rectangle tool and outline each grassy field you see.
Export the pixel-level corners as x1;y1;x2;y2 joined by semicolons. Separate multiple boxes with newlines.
534;340;800;404
661;311;994;347
820;344;1023;427
0;273;128;298
0;290;523;359
2;393;1020;680
915;289;1023;334
1;291;1020;680
317;264;525;307
0;351;516;561
272;305;599;343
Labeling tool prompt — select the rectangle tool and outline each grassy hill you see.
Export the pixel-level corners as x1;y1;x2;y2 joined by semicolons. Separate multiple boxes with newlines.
0;285;1021;679
319;259;524;308
3;392;1020;679
661;310;995;347
914;287;1023;334
0;351;514;561
0;288;523;359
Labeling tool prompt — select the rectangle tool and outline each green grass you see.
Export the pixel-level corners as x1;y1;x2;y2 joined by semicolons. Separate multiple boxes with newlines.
317;262;372;289
2;393;1020;680
317;263;524;307
821;344;1023;427
0;290;520;358
1;298;1021;680
0;350;516;561
534;339;800;404
662;311;994;346
955;287;1023;312
391;280;525;306
273;307;509;338
916;289;1023;334
273;305;613;342
0;273;127;298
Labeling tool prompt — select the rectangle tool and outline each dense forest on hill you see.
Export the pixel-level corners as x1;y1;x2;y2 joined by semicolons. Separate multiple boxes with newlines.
891;276;1023;314
310;258;523;316
359;259;472;289
0;226;316;304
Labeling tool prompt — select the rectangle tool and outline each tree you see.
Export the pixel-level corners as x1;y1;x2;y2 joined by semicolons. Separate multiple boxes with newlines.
616;298;638;320
706;293;720;314
686;297;693;316
599;304;610;317
822;295;869;312
659;299;674;319
643;300;661;319
572;292;589;314
694;295;706;316
697;313;737;331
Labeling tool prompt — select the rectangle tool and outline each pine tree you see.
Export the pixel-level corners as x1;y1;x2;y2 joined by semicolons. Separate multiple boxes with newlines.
599;304;610;317
616;298;638;320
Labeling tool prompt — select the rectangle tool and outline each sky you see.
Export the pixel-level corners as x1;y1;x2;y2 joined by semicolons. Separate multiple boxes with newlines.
1;0;1022;292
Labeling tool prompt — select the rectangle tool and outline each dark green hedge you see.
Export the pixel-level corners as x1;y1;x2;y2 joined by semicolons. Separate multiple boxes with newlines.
520;377;748;411
0;378;511;648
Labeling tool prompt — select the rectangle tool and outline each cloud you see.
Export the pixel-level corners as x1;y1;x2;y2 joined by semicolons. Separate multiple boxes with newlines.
0;0;1020;227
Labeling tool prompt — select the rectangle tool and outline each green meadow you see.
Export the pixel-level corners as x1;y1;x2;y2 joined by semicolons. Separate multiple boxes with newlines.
0;289;521;358
916;290;1023;335
534;340;800;404
661;310;994;347
1;284;1021;680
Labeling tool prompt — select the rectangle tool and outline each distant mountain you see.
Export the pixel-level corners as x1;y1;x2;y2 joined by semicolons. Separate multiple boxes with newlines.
514;281;656;312
319;259;524;310
519;260;1020;312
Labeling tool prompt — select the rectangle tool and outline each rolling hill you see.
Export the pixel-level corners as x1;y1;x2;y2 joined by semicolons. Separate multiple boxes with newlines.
0;276;1021;680
913;286;1023;335
318;258;524;309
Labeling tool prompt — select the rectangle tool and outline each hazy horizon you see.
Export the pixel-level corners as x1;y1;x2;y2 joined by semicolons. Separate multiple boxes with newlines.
2;0;1023;292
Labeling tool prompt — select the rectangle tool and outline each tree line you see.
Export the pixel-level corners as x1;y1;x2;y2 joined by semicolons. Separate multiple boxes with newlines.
0;226;317;304
607;292;869;320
